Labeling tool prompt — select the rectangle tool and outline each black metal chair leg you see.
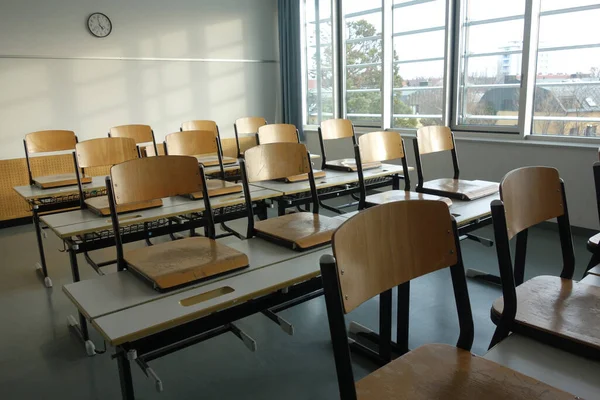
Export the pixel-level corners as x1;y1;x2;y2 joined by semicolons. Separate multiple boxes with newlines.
488;323;511;350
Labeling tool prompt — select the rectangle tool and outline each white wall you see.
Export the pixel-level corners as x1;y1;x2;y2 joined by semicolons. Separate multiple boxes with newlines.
0;0;279;159
305;132;599;230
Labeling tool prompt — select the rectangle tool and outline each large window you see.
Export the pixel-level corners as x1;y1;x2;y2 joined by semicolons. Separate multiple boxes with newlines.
392;0;446;129
301;0;600;141
303;0;334;125
532;1;600;137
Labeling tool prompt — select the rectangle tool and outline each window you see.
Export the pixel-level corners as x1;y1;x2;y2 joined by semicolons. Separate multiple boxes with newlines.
532;1;600;137
303;0;334;125
343;0;383;128
454;0;525;130
392;0;446;129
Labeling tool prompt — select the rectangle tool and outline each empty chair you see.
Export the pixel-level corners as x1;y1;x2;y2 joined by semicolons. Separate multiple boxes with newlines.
109;124;158;157
181;120;237;165
257;124;325;182
141;143;165;157
584;150;600;278
164;130;242;199
234;117;267;158
74;137;161;216
24;130;91;188
239;142;343;250
354;131;451;209
106;155;249;292
489;166;600;359
413;126;498;200
318;119;381;172
320;200;574;400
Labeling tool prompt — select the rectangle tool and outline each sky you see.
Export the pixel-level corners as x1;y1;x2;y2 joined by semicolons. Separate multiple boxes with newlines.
305;0;600;81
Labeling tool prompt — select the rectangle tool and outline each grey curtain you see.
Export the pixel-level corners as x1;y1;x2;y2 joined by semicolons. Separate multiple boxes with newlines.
278;0;304;140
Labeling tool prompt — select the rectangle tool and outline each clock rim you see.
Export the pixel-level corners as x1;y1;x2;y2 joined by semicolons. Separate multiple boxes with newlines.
87;12;112;38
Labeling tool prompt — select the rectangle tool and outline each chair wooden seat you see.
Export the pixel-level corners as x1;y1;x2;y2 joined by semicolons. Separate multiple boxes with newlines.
423;178;498;200
195;154;237;166
189;179;242;200
587;232;600;250
254;212;343;250
125;236;249;291
282;170;326;183
34;173;92;189
356;344;573;399
492;275;600;352
581;273;600;287
366;190;452;207
84;196;163;216
325;158;381;172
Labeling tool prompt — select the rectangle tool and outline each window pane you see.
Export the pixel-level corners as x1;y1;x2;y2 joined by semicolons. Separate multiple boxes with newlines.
392;0;445;129
532;5;600;136
541;0;599;12
456;0;525;128
303;0;334;125
344;0;383;127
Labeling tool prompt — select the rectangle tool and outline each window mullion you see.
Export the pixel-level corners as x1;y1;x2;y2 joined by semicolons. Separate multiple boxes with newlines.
382;0;393;129
518;0;541;138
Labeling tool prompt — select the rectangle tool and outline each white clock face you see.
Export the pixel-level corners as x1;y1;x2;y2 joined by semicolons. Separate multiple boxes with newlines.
88;13;112;38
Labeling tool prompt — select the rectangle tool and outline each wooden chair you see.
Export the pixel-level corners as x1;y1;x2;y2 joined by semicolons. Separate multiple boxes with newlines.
74;137;162;216
318;119;381;172
489;166;600;359
106;155;249;292
583;151;600;278
257;124;326;182
109;124;158;158
320;200;573;400
354;131;451;209
141;143;165;157
181;120;237;166
164;130;242;199
240;142;344;250
413;126;498;200
24;130;91;188
234;117;266;158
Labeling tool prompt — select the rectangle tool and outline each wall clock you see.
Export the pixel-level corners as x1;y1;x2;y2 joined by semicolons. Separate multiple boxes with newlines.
87;13;112;38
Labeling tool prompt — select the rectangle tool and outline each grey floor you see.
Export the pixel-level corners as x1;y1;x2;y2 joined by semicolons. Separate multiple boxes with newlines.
0;200;593;400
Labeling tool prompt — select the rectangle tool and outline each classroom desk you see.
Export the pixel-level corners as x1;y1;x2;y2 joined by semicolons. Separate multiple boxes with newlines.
13;176;107;288
64;239;334;398
484;334;600;399
252;163;411;215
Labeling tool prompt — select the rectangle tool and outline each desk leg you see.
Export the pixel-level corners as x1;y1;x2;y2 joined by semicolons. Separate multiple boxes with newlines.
32;206;52;288
67;245;96;356
277;200;287;217
392;174;400;191
116;348;135;400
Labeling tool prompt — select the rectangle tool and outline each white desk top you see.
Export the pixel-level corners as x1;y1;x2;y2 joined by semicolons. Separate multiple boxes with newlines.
252;163;409;196
63;238;326;320
484;334;600;399
43;188;280;239
13;176;106;201
92;247;330;345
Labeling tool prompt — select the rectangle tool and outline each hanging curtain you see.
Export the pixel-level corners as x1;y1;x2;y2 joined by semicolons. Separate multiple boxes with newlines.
278;0;304;140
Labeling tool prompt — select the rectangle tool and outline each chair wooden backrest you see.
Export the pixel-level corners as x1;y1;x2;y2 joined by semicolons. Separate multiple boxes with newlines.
181;120;218;134
24;130;77;154
242;143;311;183
491;166;575;326
257;124;299;145
332;201;458;312
109;125;154;144
75;137;138;169
235;117;267;135
355;131;410;207
164;130;219;156
320;201;473;399
413;126;460;186
110;156;203;205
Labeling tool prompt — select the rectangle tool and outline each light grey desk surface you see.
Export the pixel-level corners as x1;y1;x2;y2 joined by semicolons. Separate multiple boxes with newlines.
484;334;600;399
336;192;499;228
13;176;106;201
92;247;330;346
252;163;409;196
42;188;280;239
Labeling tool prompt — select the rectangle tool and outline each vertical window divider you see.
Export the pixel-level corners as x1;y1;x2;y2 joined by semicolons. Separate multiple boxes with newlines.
443;0;456;127
518;0;541;139
332;0;344;119
382;0;393;130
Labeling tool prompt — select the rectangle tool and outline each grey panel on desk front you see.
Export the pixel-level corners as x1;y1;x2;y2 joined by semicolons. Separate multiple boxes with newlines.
63;238;325;320
484;334;600;399
92;248;330;345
